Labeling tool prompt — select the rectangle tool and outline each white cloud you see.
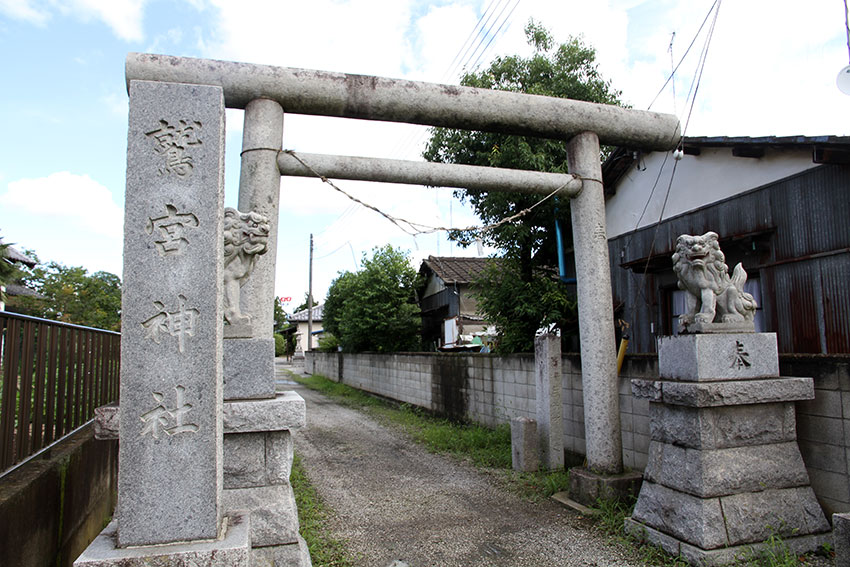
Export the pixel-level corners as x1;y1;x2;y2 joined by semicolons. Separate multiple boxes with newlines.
60;0;148;42
1;172;123;237
203;0;414;77
0;0;50;25
0;172;124;274
1;0;148;41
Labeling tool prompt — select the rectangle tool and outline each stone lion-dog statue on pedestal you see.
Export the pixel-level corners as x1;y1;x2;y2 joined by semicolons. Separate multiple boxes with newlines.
672;231;757;332
223;207;270;330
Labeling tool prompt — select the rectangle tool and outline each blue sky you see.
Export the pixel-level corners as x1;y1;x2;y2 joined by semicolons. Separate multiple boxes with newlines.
1;0;847;311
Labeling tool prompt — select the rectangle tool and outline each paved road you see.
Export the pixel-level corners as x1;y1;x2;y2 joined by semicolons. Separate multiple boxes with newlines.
277;359;645;567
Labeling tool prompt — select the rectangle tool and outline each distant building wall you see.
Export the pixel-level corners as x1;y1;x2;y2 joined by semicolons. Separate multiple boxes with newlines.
305;351;850;517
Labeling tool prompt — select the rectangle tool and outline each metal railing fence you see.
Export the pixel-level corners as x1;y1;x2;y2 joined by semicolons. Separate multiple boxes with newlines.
0;311;120;473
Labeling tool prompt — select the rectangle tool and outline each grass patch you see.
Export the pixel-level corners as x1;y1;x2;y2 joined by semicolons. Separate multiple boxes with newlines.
290;452;356;567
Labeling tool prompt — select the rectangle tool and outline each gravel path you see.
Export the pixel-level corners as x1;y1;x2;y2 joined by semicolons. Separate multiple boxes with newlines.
280;361;647;567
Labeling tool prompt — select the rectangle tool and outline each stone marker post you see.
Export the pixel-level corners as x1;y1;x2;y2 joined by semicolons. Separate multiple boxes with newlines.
534;333;563;470
117;80;225;547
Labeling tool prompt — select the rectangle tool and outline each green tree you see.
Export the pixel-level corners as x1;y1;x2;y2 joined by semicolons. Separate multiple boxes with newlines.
11;261;122;331
423;21;623;353
293;293;318;315
274;297;288;333
323;245;421;353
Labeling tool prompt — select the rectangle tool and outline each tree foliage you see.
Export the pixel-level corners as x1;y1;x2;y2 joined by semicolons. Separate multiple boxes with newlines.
323;245;421;353
423;22;623;352
9;259;122;331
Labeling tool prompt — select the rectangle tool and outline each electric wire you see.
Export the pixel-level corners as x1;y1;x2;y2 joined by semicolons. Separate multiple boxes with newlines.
647;0;719;111
844;0;850;64
467;0;521;72
622;0;722;339
391;0;522;160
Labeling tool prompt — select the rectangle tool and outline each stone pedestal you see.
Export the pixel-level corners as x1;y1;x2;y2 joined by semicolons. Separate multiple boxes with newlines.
626;333;830;566
74;512;251;567
224;392;310;565
834;513;850;567
84;392;311;566
568;467;643;507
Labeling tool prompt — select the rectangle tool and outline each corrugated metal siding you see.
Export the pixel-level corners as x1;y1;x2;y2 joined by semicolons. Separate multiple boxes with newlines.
608;163;850;354
820;255;850;353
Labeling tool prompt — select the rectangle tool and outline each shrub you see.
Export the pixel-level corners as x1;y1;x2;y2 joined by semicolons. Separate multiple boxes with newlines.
274;333;286;356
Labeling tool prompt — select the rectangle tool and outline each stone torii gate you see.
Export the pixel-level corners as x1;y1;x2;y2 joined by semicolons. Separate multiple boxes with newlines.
125;50;678;471
77;53;679;566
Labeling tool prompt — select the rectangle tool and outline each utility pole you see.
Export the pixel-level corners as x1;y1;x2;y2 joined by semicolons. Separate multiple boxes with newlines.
307;233;313;352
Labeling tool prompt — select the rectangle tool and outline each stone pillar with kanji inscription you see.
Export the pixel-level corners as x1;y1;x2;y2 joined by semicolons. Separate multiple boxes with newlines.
75;80;251;566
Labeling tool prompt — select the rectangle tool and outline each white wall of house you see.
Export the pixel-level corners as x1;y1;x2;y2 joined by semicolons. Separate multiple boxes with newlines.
295;321;323;353
605;147;818;238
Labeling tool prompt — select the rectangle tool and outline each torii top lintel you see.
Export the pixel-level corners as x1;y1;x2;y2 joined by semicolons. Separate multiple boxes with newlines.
126;53;680;151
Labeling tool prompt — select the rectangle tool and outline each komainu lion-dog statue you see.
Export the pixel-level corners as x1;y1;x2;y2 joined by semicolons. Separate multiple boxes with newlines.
223;207;270;327
672;231;757;331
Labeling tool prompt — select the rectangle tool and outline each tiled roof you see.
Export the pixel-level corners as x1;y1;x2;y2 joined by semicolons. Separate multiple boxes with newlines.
4;283;42;298
420;256;497;285
0;239;37;267
290;304;323;322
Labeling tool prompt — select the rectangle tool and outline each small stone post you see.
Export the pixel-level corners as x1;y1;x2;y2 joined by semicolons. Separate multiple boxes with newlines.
511;417;538;472
534;333;563;470
223;98;283;400
834;513;850;567
566;131;623;475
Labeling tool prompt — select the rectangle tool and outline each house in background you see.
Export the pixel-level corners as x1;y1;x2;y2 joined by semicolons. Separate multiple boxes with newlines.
418;256;495;351
602;135;850;354
289;303;324;355
0;240;40;311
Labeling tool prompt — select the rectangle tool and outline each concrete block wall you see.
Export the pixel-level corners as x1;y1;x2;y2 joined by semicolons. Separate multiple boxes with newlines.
781;355;850;518
306;351;656;470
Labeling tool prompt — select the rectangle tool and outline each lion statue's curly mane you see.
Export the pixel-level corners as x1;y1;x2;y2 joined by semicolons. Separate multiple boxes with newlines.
223;207;270;327
672;231;757;330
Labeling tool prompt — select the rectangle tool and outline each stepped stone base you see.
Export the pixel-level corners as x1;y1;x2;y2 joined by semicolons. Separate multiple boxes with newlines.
627;333;830;565
625;517;830;567
74;513;251;567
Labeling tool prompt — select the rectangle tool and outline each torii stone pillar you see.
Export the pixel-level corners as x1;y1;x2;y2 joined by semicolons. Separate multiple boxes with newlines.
223;98;283;401
567;132;642;505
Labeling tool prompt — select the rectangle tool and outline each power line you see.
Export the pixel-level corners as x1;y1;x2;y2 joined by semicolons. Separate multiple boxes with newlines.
647;0;719;111
467;0;521;73
623;0;723;328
